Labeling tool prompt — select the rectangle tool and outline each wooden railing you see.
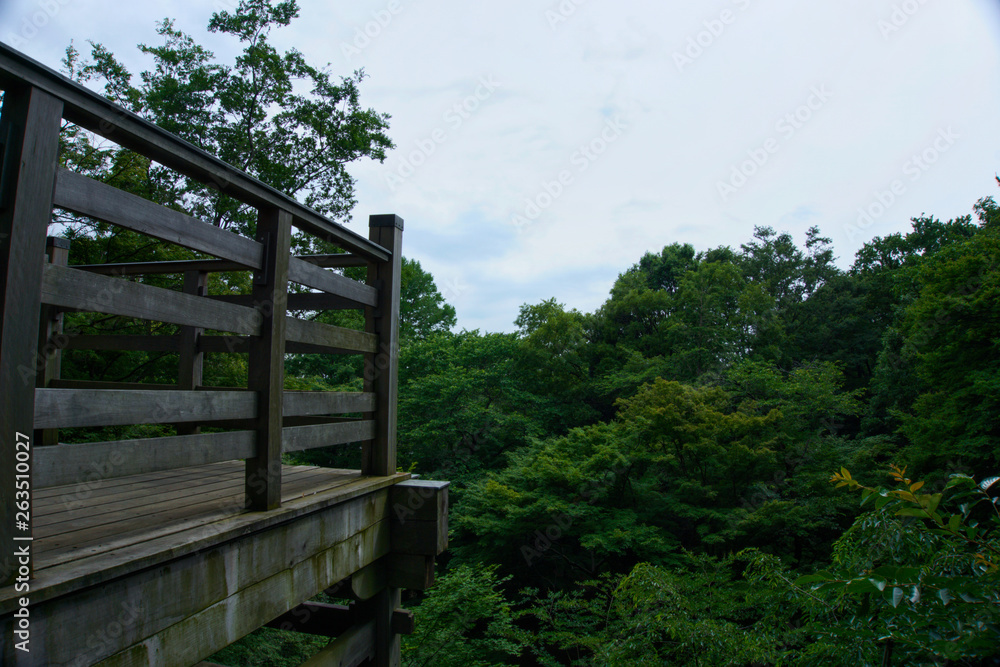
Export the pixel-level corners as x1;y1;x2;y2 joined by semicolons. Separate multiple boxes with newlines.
0;43;402;584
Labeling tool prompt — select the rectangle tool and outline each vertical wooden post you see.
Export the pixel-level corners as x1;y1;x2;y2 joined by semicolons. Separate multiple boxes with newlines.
0;86;63;586
34;236;69;446
245;208;291;511
372;587;402;667
177;269;208;436
363;214;403;477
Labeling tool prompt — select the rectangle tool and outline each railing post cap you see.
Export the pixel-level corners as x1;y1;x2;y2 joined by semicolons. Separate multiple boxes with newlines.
47;236;71;249
369;214;404;231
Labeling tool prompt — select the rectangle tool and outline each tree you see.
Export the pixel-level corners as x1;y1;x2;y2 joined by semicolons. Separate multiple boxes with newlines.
786;467;1000;666
400;258;456;340
68;0;392;249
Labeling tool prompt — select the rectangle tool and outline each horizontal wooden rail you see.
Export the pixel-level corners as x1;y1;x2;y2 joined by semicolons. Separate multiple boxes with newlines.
33;431;257;489
41;264;261;334
73;254;367;276
211;293;362;312
284;392;376;416
0;44;390;261
283;421;377;453
50;379;179;391
288;256;378;307
34;387;374;428
54;169;264;268
32;420;374;487
34;388;258;429
285;317;378;353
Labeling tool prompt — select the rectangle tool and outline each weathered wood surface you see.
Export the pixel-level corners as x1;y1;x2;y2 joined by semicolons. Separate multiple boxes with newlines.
36;236;70;446
75;253;366;276
0;466;401;666
286;316;378;354
349;561;387;601
34;388;258;429
283;421;377;453
0;84;63;586
363;215;403;477
0;44;390;262
0;464;408;614
41;263;261;334
54;168;264;267
390;481;450;556
288;255;378;307
200;334;369;356
178;270;209;437
265;601;357;637
299;619;376;667
245;208;292;511
386;554;436;591
284;392;376;416
49;379;179;391
32;431;257;489
211;292;363;312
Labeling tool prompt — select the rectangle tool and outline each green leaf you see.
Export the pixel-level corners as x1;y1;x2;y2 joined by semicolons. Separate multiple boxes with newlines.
896;507;928;518
795;571;835;586
891;587;904;608
846;579;882;595
937;588;952;606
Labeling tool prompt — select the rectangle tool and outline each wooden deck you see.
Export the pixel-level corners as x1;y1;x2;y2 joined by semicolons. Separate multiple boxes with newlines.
0;43;448;666
0;465;419;665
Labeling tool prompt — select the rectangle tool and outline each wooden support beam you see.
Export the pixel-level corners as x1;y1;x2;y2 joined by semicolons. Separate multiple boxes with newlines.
268;599;415;638
245;207;292;511
363;214;403;477
349;561;386;601
0;84;63;586
390;480;450;556
265;601;358;637
370;587;402;667
299;619;376;667
391;608;415;636
386;554;435;591
35;236;69;447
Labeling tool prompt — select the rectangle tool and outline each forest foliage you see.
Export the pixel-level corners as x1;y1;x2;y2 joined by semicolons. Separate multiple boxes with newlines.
31;1;1000;664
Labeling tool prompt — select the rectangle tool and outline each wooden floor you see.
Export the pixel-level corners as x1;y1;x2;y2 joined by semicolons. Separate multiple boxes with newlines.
1;463;409;616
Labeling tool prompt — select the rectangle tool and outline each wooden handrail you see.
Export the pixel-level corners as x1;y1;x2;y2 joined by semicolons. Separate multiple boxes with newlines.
0;42;390;262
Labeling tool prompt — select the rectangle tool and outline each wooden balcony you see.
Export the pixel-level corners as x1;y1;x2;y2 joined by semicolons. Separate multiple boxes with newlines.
0;42;447;666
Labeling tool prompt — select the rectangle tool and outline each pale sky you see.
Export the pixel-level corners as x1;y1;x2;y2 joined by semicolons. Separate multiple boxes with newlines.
3;0;999;332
